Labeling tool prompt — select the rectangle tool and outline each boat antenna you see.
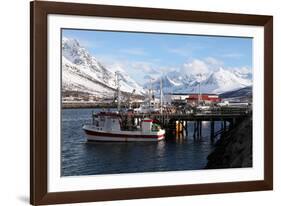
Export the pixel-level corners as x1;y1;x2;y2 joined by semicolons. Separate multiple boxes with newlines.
115;71;121;112
149;78;152;109
160;75;163;114
198;73;202;106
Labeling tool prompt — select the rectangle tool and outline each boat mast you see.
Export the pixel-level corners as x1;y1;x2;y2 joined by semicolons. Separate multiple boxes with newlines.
160;76;163;114
115;71;121;112
198;73;202;106
149;79;152;109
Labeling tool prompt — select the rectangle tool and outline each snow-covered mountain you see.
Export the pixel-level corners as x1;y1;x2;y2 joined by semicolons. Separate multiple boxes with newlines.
62;37;252;97
62;37;144;98
148;67;252;94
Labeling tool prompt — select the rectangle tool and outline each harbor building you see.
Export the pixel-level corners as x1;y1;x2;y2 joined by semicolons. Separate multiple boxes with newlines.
167;93;221;106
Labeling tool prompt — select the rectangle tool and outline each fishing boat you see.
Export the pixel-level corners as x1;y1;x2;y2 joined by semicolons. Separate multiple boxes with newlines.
82;72;165;142
83;113;165;142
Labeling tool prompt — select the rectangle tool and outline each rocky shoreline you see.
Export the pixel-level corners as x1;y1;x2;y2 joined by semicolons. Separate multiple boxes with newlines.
205;117;252;169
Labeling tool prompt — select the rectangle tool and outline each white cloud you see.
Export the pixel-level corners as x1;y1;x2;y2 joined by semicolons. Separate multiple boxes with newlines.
96;53;252;85
205;57;223;67
180;57;250;77
181;59;210;75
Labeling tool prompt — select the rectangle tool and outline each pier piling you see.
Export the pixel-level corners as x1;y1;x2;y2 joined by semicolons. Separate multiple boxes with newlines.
185;121;188;137
127;109;249;140
193;121;197;139
211;120;215;141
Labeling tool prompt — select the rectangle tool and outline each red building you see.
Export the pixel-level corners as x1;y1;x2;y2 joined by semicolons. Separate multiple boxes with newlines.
186;94;221;105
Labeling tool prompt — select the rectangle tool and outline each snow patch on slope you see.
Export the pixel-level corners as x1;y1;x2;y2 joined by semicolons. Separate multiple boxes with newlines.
148;67;252;94
62;37;145;97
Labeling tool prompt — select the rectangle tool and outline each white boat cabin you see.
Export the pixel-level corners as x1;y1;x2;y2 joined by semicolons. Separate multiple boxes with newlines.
93;114;121;131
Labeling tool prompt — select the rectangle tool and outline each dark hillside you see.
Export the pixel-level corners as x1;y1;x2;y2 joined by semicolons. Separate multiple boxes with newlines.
206;117;252;169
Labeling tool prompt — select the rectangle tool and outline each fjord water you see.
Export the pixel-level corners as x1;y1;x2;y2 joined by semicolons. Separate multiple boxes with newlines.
62;108;219;176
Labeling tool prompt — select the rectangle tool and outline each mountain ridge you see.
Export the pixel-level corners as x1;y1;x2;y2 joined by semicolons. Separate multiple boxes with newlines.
147;67;252;94
62;37;145;98
62;37;252;98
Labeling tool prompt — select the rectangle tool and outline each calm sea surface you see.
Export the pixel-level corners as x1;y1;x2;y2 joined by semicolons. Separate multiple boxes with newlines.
62;108;222;176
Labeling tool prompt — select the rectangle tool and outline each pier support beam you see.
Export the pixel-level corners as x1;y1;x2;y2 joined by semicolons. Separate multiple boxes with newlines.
211;120;215;141
231;118;236;129
193;121;197;139
223;121;226;132
197;122;200;138
199;121;202;139
185;121;188;137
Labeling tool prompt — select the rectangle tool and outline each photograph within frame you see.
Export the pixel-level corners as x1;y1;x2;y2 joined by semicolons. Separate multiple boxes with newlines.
61;28;254;177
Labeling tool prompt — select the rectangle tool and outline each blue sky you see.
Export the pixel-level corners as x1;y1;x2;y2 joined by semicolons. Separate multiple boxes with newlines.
62;29;252;84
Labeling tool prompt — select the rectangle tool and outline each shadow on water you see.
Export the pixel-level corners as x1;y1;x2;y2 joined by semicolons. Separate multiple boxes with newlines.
62;109;224;176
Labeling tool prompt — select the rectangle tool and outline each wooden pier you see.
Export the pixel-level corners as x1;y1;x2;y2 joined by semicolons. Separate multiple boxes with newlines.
119;107;251;141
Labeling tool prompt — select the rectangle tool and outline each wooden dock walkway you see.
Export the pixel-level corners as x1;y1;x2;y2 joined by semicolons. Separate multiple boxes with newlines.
119;107;251;141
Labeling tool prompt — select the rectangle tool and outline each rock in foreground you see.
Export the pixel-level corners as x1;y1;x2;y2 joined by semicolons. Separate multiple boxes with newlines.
205;117;252;169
